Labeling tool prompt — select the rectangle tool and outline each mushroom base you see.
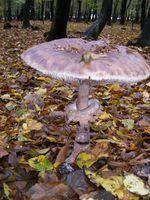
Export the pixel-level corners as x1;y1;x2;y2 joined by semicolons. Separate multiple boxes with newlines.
49;80;103;163
65;80;103;163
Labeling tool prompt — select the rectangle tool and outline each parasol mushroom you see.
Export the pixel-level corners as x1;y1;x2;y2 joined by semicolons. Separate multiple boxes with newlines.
21;38;150;163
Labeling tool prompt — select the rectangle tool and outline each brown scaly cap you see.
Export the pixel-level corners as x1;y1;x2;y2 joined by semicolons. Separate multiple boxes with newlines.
21;38;150;83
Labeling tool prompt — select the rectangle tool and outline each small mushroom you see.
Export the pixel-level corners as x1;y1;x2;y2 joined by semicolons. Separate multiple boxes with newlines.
21;38;150;163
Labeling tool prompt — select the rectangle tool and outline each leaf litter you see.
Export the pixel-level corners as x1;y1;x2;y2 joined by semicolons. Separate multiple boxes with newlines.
0;21;150;199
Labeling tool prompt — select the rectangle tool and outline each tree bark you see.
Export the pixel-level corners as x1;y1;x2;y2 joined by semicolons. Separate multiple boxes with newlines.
30;0;35;20
77;0;82;21
40;0;45;21
4;0;7;21
134;1;141;23
70;0;75;20
50;0;54;20
45;0;50;20
107;0;113;25
120;0;127;25
137;17;150;46
112;0;119;23
127;17;150;47
22;0;31;28
141;0;146;30
7;0;12;21
92;0;98;21
45;0;71;41
83;0;113;40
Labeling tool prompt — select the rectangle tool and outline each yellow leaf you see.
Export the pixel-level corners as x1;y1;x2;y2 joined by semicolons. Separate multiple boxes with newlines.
22;119;43;132
98;112;112;120
36;77;50;82
85;170;139;200
46;136;57;143
109;84;121;92
35;88;47;95
76;152;96;168
3;183;12;198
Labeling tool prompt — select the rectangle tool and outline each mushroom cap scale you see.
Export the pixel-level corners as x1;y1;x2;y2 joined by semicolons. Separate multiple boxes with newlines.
21;38;150;83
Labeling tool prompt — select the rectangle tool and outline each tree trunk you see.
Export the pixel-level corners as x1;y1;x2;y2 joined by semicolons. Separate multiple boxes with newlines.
45;0;50;20
22;0;31;28
7;0;12;21
16;7;19;20
112;0;119;23
137;17;150;46
45;0;71;41
83;0;113;40
19;4;24;20
107;0;113;25
88;9;92;21
127;17;150;47
134;1;141;23
4;0;7;21
141;0;146;30
70;0;75;20
30;0;35;20
40;0;45;21
77;0;82;21
93;0;98;21
120;0;127;25
50;0;54;20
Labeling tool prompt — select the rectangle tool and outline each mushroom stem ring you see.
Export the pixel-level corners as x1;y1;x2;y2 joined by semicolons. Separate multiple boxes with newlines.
66;80;102;124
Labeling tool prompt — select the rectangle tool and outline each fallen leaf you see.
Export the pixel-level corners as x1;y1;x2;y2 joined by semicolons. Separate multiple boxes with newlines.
121;119;134;130
123;174;150;196
0;148;8;158
5;101;17;110
76;152;96;169
27;182;72;200
98;112;112;120
22;119;43;132
28;155;53;172
109;84;121;92
85;170;139;199
35;88;47;96
3;183;12;199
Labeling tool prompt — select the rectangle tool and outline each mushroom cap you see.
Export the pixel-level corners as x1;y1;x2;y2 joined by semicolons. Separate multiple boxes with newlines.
21;38;150;83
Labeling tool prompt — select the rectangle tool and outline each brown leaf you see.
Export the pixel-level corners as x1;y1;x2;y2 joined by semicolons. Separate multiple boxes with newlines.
55;144;68;164
0;148;8;159
27;182;73;200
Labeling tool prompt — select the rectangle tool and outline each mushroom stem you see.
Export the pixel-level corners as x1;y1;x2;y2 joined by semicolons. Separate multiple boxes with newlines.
76;79;90;145
66;80;91;163
76;79;90;111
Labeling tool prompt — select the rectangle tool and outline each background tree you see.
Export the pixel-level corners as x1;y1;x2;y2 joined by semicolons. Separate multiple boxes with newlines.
22;0;31;28
7;0;12;21
120;0;128;25
141;0;146;30
50;0;54;20
45;0;71;41
112;0;119;23
137;17;150;46
83;0;113;39
107;0;113;25
127;8;150;47
77;0;82;21
30;0;35;20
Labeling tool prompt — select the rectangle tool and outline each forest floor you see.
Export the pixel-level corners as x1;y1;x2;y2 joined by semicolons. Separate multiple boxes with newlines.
0;21;150;200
